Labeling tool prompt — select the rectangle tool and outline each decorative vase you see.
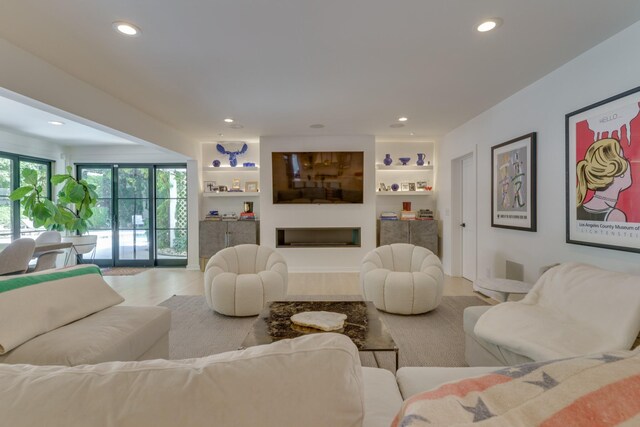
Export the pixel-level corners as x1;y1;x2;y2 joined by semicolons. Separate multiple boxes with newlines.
416;153;425;166
212;160;221;167
399;157;411;166
383;154;393;166
391;183;399;191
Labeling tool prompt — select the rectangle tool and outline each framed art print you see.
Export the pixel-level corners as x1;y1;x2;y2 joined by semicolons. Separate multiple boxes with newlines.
566;85;640;253
491;132;537;231
203;181;218;193
245;181;258;192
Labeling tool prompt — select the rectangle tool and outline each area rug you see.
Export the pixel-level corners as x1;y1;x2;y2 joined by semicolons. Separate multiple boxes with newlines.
159;295;488;370
101;267;150;276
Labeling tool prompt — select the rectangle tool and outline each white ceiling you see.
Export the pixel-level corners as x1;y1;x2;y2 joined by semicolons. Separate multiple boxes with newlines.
0;95;136;146
1;1;640;144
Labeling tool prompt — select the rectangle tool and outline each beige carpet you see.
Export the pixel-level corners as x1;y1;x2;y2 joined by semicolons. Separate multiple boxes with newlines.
159;295;488;370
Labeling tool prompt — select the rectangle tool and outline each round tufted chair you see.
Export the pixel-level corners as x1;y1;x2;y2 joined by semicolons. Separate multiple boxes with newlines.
360;243;444;315
204;244;288;316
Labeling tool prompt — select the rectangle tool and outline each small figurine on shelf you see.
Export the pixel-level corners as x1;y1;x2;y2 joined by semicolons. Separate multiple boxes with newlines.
212;160;221;167
383;154;393;166
416;153;425;166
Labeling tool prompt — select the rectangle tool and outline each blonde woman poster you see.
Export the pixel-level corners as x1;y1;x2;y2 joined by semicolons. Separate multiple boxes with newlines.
566;86;640;252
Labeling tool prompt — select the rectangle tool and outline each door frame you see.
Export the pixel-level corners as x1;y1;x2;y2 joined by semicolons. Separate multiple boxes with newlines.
450;150;477;279
76;163;187;267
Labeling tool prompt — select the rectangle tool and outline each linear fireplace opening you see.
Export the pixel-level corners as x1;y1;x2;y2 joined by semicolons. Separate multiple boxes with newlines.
276;227;361;248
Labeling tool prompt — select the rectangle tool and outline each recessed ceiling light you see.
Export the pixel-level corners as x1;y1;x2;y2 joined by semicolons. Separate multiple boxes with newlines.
310;124;325;129
218;133;224;137
48;120;64;126
224;118;234;123
229;124;244;129
113;22;141;36
398;117;408;122
477;18;502;32
410;132;415;136
390;123;405;128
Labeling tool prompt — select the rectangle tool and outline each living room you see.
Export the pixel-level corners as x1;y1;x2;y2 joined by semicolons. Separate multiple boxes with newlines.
1;2;640;426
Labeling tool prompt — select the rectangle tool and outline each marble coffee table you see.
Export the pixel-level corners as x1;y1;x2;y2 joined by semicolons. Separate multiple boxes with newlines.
240;300;399;371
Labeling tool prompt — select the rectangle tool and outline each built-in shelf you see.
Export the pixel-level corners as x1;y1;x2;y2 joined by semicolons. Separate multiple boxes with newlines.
376;191;433;196
202;166;259;172
375;165;433;171
203;192;261;197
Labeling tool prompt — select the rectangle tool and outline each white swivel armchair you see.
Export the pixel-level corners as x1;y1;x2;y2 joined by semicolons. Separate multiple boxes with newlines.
204;244;288;316
360;243;444;315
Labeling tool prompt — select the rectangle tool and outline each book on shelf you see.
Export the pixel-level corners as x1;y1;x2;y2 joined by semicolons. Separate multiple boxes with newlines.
239;212;256;221
400;211;416;221
380;212;399;220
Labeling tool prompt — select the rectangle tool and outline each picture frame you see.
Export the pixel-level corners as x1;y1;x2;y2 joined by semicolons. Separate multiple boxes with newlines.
203;181;218;193
245;181;259;192
491;132;537;232
400;182;410;191
408;182;416;191
416;181;427;191
231;179;241;190
565;85;640;253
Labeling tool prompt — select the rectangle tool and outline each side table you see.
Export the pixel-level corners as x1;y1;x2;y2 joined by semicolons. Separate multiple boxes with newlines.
475;277;533;302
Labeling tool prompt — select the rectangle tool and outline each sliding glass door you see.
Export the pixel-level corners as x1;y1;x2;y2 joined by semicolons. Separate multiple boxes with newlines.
77;164;187;267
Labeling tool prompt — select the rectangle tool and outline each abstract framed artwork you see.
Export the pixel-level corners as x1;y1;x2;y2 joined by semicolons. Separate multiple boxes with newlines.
565;85;640;253
491;133;537;231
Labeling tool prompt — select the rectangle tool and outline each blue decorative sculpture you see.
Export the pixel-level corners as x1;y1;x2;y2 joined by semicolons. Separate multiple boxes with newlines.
216;143;248;167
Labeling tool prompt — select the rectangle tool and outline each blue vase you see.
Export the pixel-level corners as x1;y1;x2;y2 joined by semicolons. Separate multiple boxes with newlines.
416;153;425;166
383;154;392;166
212;160;221;167
391;183;399;191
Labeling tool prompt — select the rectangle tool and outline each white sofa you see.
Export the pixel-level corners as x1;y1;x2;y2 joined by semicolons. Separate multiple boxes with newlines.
3;332;637;426
465;262;640;366
0;265;170;366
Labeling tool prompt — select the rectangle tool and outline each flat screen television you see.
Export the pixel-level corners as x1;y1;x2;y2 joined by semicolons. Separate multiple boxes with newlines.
272;151;364;204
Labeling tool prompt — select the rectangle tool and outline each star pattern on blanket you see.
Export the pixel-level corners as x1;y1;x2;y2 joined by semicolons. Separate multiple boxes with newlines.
524;372;558;390
461;397;494;422
591;353;624;363
495;361;553;379
400;413;430;426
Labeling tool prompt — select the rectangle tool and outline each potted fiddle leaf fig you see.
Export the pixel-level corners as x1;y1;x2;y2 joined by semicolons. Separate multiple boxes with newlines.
10;166;99;258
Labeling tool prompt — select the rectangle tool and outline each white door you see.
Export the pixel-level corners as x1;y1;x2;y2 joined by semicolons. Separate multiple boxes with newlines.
461;155;476;281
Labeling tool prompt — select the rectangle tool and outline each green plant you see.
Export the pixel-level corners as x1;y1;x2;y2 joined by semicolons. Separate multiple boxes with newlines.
9;166;99;234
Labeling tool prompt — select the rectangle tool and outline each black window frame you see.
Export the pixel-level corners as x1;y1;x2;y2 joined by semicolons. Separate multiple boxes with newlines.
0;151;53;241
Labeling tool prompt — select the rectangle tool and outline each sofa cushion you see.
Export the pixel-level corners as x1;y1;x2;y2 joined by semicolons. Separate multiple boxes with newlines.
0;265;124;354
0;333;364;427
0;305;170;365
396;367;497;399
362;367;403;427
474;263;640;361
393;349;640;426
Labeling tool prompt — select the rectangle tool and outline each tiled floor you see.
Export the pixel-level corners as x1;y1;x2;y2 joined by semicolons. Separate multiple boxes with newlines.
104;269;496;306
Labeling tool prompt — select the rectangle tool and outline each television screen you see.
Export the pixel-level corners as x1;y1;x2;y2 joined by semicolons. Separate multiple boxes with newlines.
272;152;364;204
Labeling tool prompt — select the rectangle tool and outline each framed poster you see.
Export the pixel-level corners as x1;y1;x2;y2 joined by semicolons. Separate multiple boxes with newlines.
491;133;537;231
245;181;259;192
566;85;640;253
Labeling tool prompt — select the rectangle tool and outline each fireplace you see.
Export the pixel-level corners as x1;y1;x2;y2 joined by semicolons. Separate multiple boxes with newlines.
276;227;361;248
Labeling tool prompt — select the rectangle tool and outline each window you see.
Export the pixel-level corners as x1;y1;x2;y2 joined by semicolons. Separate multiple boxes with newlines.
0;152;52;243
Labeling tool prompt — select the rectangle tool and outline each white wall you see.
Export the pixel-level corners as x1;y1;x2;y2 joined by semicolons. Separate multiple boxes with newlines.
437;20;640;282
260;135;375;272
0;129;64;173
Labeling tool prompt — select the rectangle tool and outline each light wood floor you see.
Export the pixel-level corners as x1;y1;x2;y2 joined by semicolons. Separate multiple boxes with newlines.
105;269;496;306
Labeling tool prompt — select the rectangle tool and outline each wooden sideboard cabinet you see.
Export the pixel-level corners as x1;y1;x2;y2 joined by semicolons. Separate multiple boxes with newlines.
377;220;438;255
199;220;260;269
